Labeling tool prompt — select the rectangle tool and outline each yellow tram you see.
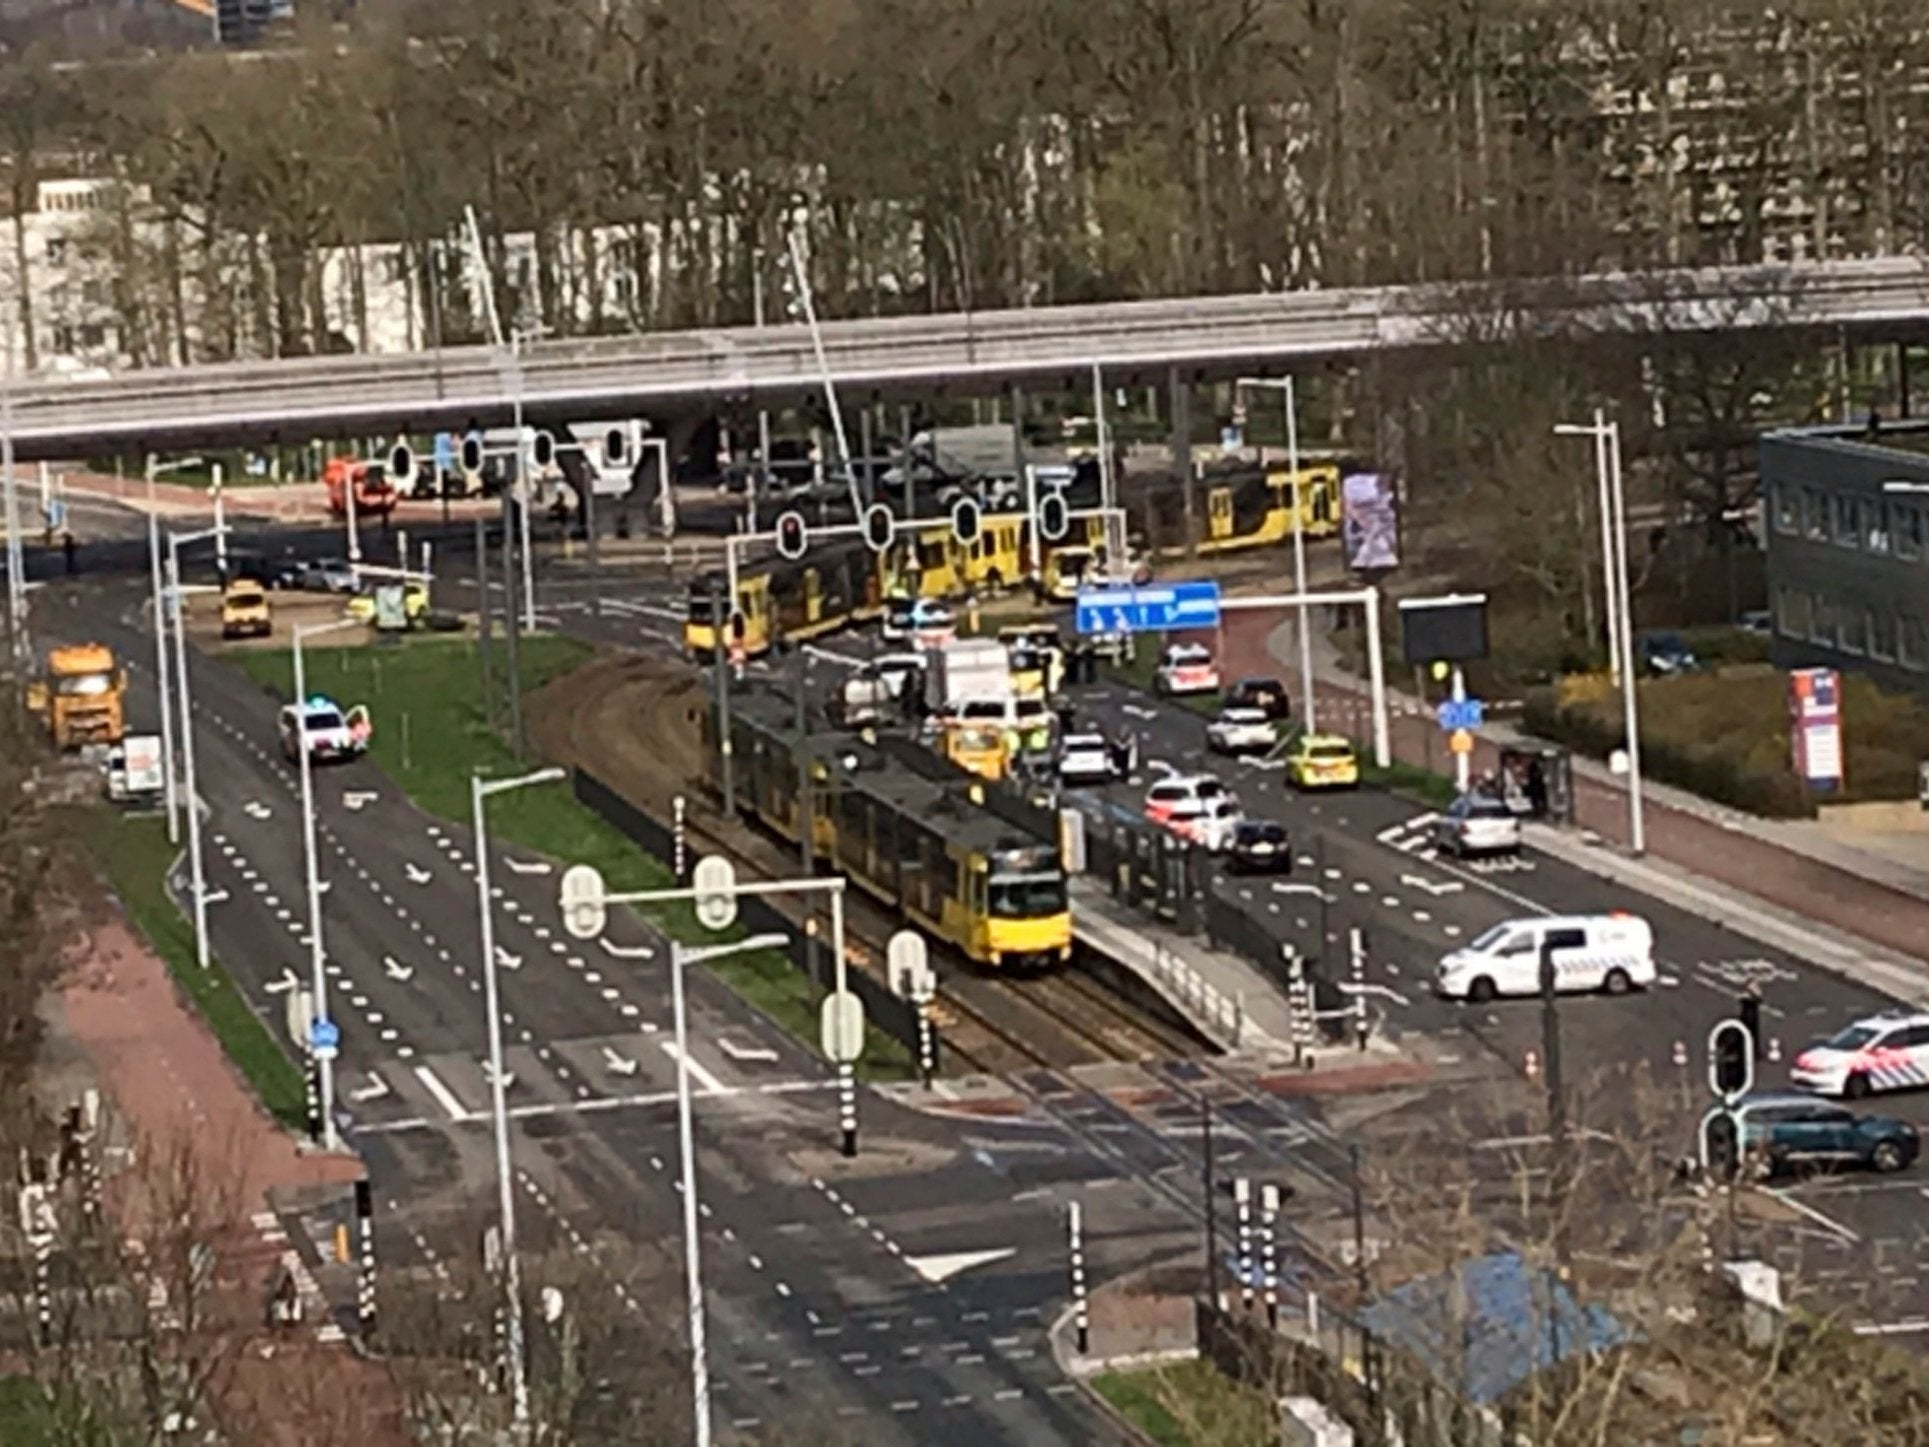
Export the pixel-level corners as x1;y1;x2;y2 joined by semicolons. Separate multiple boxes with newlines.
708;685;1073;971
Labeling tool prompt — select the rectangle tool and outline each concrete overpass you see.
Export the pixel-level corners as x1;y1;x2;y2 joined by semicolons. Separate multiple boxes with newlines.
6;255;1927;460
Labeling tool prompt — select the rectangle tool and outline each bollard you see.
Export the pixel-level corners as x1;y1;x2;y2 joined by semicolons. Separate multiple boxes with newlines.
1350;927;1368;1052
1068;1199;1090;1355
1234;1177;1254;1312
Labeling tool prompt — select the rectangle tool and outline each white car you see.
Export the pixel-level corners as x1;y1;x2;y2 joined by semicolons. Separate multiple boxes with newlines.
1164;796;1244;852
909;600;956;651
1791;1011;1929;1099
1430;793;1523;857
1057;733;1119;785
1154;643;1220;697
1206;706;1278;755
1434;913;1655;1002
1144;773;1233;825
278;697;369;764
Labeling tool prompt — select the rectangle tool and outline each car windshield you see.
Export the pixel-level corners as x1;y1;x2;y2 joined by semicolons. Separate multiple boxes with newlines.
1240;822;1286;841
989;873;1067;918
1168;647;1209;665
301;708;345;731
1823;1024;1881;1050
1195;780;1226;800
1307;743;1352;761
1469;924;1513;951
1066;735;1106;751
1462;797;1512;818
960;702;1006;720
55;671;114;697
1220;709;1268;724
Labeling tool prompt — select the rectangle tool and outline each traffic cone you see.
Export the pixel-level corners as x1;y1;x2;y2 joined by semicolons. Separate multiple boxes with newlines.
1523;1049;1540;1080
1671;1040;1687;1068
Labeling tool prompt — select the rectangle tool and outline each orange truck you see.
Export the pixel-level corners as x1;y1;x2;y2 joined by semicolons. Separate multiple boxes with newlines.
322;457;399;519
26;642;127;750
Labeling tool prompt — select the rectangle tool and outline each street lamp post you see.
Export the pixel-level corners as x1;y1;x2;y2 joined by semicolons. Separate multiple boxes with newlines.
509;325;546;633
145;454;203;843
472;765;568;1432
2;311;25;665
165;521;228;969
292;618;364;1150
1556;414;1645;854
1237;376;1317;730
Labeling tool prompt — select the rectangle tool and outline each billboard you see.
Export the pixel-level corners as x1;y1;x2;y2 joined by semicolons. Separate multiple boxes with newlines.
1342;472;1400;571
1788;667;1843;791
1399;594;1489;668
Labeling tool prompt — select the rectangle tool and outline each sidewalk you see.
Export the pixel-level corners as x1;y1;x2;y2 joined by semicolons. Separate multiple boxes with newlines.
1210;607;1929;981
55;920;407;1444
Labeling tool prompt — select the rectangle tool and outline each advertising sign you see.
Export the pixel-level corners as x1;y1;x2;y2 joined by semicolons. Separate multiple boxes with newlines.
374;584;408;632
1341;472;1400;570
121;734;165;794
1788;667;1843;790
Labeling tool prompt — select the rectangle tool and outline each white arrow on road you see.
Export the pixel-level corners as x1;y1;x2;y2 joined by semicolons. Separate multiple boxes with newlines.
1399;874;1463;897
601;1047;639;1077
404;863;432;886
494;948;522;972
383;956;414;983
243;801;272;820
600;939;655;960
903;1247;1018;1285
503;857;553;877
1337;981;1412;1007
343;791;379;811
262;968;299;996
1120;704;1156;720
1270;882;1334;901
348;1073;391;1104
481;1062;516;1091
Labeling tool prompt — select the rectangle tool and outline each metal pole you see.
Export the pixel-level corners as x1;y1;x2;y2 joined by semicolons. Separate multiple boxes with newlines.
211;463;227;580
1608;421;1646;855
784;231;860;517
1285;377;1316;731
1350;926;1369;1051
751;252;768;537
146;466;179;843
917;991;936;1088
1;324;24;663
500;491;525;759
1235;1176;1254;1312
474;515;496;733
673;795;688;881
471;778;530;1429
713;580;735;815
1068;1198;1089;1354
1260;1183;1280;1329
512;341;536;632
355;1178;376;1336
294;633;338;1150
168;544;210;971
1592;410;1621;684
670;939;713;1447
832;886;856;1158
345;447;362;564
1093;364;1121;569
1451;665;1471;794
1540;943;1567;1154
1363;585;1390;769
1201;1091;1221;1306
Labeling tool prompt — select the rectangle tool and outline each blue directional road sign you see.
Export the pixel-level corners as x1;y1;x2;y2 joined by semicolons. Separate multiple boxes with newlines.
309;1017;341;1061
1074;581;1221;636
1435;698;1485;732
433;431;456;472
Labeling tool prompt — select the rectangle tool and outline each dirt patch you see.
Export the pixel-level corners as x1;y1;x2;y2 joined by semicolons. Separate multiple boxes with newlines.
528;648;712;817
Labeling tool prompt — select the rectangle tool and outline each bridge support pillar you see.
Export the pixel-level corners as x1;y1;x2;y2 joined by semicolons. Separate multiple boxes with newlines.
1168;366;1194;554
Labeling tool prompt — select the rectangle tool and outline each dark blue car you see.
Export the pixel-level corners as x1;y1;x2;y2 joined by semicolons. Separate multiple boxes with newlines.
1638;631;1700;676
1735;1092;1919;1176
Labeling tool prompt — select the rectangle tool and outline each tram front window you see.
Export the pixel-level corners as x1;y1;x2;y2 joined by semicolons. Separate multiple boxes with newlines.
989;873;1067;919
686;594;718;622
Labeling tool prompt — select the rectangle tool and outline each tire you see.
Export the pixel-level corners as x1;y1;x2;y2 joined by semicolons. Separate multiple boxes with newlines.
1467;976;1498;1004
1844;1071;1872;1101
1603;967;1632;996
1872;1140;1906;1173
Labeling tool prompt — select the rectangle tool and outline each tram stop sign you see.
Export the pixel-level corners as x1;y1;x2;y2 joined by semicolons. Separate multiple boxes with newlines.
692;855;738;931
820;989;866;1064
560;863;609;940
887;929;934;1000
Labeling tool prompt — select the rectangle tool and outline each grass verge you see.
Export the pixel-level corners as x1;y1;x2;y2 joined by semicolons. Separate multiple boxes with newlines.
1360;755;1460;810
0;1378;52;1443
1089;1358;1278;1446
230;636;914;1081
79;811;309;1131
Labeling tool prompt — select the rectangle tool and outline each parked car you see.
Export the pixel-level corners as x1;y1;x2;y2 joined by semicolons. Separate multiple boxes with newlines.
296;558;360;594
263;555;308;591
1224;677;1291;720
1434;913;1655;1003
1734;1092;1919;1176
1206;706;1279;755
1226;819;1292;874
1164;796;1244;852
1430;793;1523;858
1143;773;1233;825
1790;1009;1929;1100
1638;631;1700;676
1056;732;1120;786
1283;733;1359;790
1154;643;1219;697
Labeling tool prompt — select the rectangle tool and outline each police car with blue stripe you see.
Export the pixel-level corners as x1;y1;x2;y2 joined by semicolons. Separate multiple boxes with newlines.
1791;1009;1929;1100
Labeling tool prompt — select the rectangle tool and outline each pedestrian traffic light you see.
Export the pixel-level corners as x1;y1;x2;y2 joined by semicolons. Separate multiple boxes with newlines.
459;432;485;475
1701;1107;1739;1183
1709;1019;1753;1101
861;503;895;554
951;497;981;546
775;510;809;560
530;430;556;470
604;426;629;468
1038;490;1069;543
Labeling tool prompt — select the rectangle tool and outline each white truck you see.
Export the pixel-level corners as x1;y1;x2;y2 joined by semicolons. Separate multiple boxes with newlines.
835;653;924;726
923;638;1013;719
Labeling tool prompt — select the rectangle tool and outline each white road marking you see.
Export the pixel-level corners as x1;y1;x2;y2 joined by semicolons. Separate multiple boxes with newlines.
412;1066;468;1121
1767;1187;1861;1243
660;1040;728;1094
719;1037;780;1064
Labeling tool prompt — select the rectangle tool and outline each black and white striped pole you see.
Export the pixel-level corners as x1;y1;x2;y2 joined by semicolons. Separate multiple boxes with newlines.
1068;1198;1089;1355
1350;927;1369;1052
916;992;937;1089
21;1184;53;1347
304;1044;323;1145
1234;1177;1254;1313
673;795;688;882
1286;947;1315;1070
838;1062;858;1158
1260;1183;1280;1329
355;1178;377;1337
78;1091;102;1229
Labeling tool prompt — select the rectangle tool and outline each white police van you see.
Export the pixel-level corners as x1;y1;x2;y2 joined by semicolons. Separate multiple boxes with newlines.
1434;913;1655;1003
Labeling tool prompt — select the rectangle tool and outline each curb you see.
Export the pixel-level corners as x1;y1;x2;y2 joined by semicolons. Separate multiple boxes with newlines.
1526;823;1929;1005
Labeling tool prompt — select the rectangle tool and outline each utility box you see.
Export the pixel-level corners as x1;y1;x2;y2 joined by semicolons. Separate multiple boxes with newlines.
1279;1396;1354;1447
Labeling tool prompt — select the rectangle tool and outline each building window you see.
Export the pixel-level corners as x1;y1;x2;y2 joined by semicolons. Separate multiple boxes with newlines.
1901;617;1927;671
1901;505;1926;561
44;237;66;266
1832;493;1861;548
1870;609;1898;662
51;324;74;353
1868;501;1893;554
1838;603;1867;655
1808;597;1833;647
1802;486;1828;540
79;323;104;349
1772;482;1798;534
1775;587;1810;639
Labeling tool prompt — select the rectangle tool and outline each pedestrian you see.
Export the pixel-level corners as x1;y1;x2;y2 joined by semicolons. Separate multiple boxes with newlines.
1526;755;1549;819
61;531;77;575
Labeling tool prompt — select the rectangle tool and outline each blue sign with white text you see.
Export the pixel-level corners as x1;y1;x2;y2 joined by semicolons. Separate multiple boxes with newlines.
1436;699;1485;732
1075;581;1222;636
310;1017;341;1059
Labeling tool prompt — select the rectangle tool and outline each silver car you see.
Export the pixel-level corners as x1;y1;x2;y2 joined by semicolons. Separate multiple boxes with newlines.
1430;793;1522;858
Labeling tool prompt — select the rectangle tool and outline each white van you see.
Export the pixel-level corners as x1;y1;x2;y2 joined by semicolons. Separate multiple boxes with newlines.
1434;914;1655;1002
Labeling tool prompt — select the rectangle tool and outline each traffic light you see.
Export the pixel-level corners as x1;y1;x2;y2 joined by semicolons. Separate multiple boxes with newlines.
729;609;748;642
1709;1019;1753;1101
861;503;895;554
775;510;808;560
1702;1108;1739;1183
1038;490;1069;543
459;432;485;475
604;426;629;468
951;496;981;546
387;442;416;487
1737;989;1763;1059
530;430;556;470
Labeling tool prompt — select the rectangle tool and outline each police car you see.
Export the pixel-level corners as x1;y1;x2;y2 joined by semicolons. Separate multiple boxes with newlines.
278;695;371;764
1154;643;1220;697
1790;1010;1929;1099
